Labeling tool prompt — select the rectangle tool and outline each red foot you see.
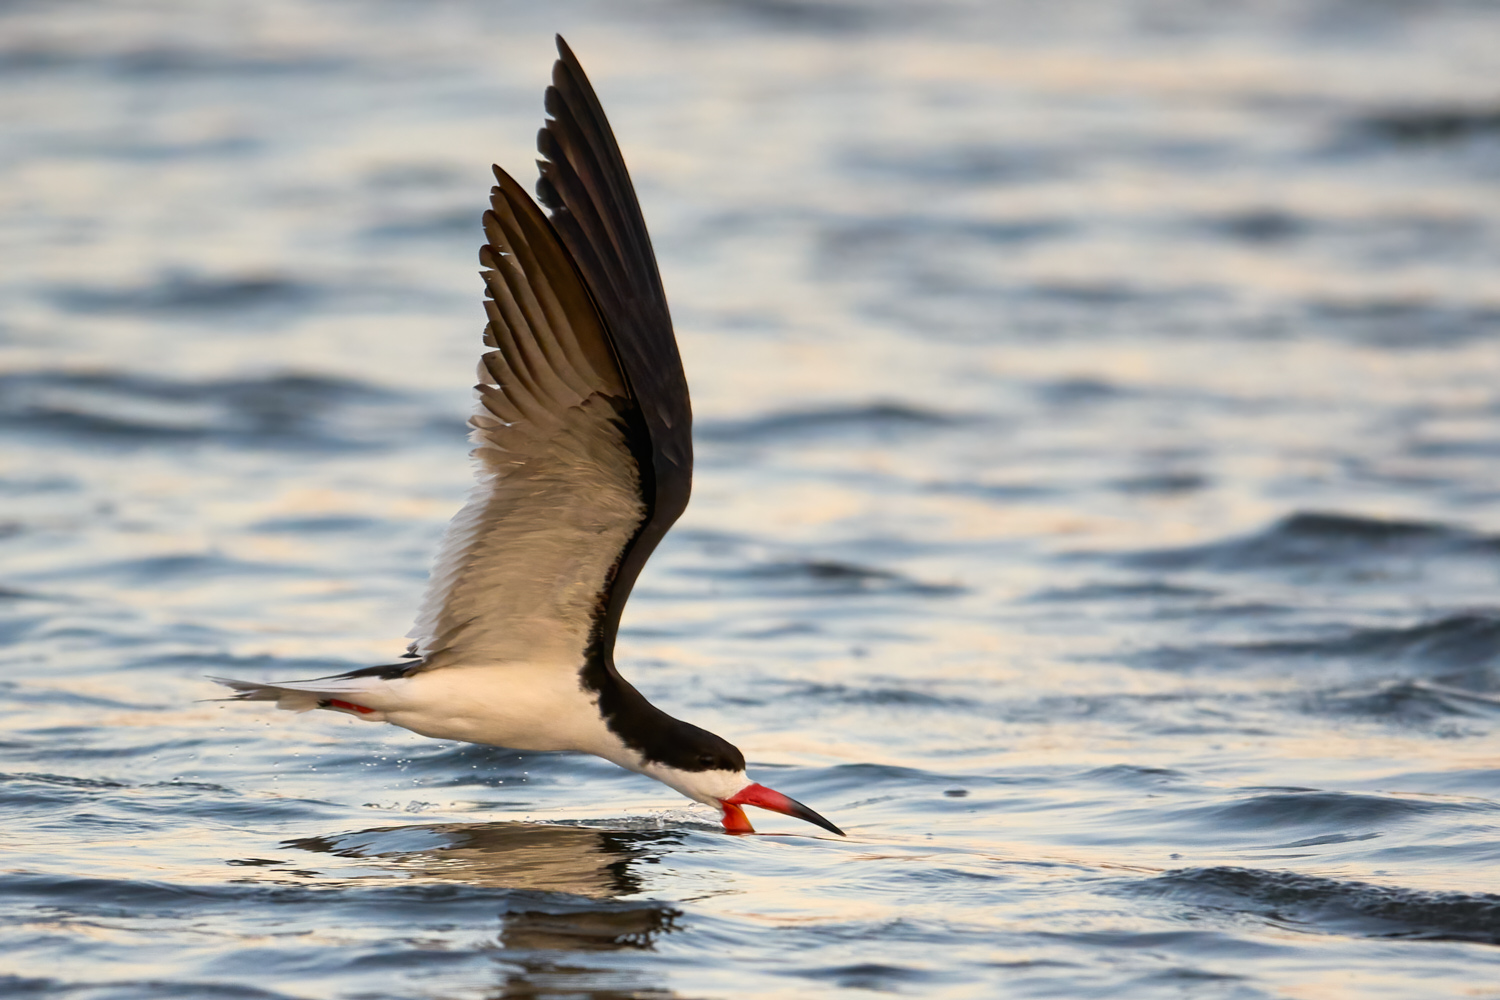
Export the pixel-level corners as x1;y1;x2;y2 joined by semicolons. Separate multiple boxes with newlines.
326;699;375;715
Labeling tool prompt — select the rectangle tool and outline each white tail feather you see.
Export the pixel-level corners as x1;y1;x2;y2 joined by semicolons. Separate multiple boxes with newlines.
209;676;388;721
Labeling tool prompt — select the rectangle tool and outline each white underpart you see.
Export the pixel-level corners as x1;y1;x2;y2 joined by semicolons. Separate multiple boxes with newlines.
220;664;633;759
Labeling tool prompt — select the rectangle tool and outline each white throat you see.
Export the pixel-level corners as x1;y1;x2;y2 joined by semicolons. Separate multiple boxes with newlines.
637;763;754;806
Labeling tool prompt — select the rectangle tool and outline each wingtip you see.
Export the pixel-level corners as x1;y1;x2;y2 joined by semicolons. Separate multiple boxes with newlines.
491;161;526;194
550;36;589;96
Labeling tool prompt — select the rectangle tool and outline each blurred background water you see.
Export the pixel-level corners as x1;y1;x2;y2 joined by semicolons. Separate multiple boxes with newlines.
2;0;1500;997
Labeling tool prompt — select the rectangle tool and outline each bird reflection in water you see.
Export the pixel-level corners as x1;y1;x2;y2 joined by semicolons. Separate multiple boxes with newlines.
288;822;684;999
492;899;680;1000
287;821;678;896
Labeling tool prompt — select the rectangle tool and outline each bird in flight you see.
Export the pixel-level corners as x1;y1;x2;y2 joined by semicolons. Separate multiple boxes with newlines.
216;37;844;838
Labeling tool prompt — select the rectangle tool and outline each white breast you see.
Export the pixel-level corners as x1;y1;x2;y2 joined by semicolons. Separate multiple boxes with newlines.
375;663;638;766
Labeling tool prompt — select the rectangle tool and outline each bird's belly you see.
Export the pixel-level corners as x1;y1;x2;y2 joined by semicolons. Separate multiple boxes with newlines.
379;662;618;754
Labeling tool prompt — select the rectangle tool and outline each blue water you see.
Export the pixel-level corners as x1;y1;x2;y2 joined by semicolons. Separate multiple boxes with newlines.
3;1;1500;997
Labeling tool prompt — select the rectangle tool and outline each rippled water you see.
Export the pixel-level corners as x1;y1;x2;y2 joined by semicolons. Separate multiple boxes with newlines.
4;1;1500;997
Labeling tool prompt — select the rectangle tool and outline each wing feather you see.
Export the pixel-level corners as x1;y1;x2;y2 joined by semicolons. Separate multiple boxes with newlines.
406;167;643;668
405;38;694;679
537;36;693;655
480;219;587;400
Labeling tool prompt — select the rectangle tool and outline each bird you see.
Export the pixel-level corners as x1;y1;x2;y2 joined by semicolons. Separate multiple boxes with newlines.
214;37;844;838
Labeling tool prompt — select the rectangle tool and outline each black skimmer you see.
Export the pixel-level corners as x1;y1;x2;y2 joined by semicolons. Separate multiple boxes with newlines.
215;37;843;838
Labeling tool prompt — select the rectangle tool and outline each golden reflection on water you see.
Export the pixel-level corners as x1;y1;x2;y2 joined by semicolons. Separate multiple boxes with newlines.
287;821;672;897
291;822;686;998
4;2;1500;996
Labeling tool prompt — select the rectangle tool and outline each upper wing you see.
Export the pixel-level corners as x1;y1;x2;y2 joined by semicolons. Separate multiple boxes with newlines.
406;167;645;667
535;36;693;648
406;39;690;669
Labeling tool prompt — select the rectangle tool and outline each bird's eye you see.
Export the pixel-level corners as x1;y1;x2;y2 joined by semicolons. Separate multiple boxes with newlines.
698;754;717;768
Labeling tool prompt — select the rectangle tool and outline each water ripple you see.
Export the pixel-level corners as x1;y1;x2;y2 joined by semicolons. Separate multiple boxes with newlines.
1127;867;1500;944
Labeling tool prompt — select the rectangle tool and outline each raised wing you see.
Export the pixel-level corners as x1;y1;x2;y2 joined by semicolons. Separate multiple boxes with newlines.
406;39;690;670
535;36;692;649
406;167;645;667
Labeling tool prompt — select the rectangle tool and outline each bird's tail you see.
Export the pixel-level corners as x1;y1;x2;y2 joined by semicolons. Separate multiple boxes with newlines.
209;676;389;721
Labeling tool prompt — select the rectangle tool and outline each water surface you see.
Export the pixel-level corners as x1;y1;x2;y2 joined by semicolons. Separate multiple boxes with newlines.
3;1;1500;997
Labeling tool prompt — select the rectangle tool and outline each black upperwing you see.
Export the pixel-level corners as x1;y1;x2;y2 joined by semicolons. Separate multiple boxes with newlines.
534;36;693;659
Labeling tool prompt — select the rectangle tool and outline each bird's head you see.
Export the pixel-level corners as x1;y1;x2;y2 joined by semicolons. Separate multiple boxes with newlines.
635;729;844;836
